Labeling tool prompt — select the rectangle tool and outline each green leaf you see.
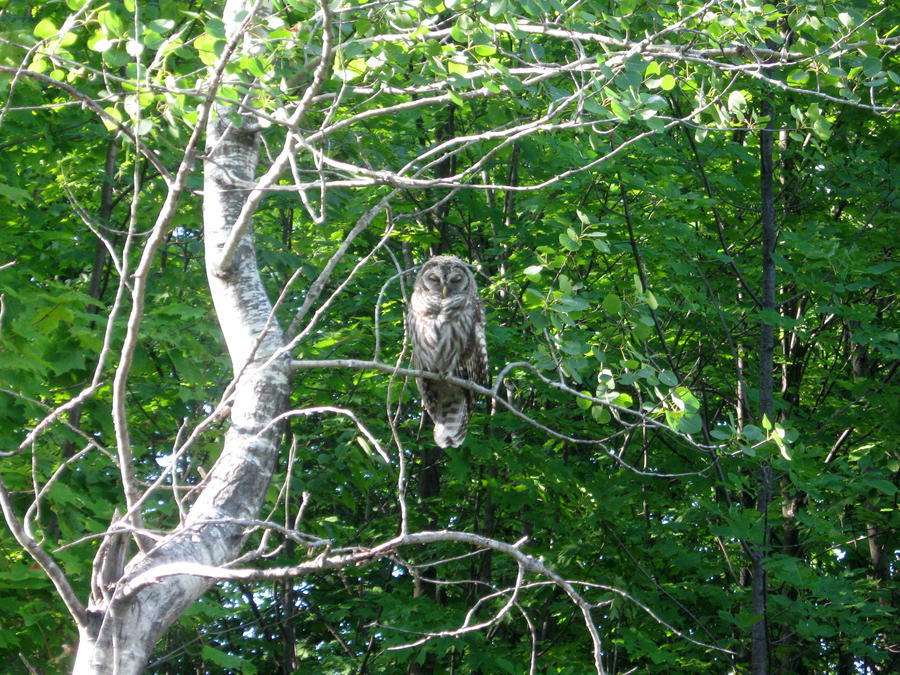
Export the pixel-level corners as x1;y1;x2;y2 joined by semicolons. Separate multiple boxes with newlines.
861;57;883;78
451;15;473;43
593;237;611;252
659;370;678;387
201;645;258;674
676;411;702;435
98;10;126;36
336;57;367;81
727;90;747;114
862;477;897;496
812;116;832;140
591;405;611;424
630;319;651;339
555;294;589;313
473;44;497;57
787;69;809;84
744;425;765;442
447;59;468;76
609;99;631;122
602;293;622;315
194;33;220;66
559;232;580;251
614;392;633;407
0;183;32;205
34;19;58;39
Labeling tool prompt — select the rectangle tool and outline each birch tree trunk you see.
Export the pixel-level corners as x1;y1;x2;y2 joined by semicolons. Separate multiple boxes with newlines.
70;1;290;671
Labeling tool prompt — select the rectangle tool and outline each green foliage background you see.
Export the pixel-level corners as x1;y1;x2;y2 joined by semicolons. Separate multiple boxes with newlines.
0;0;897;672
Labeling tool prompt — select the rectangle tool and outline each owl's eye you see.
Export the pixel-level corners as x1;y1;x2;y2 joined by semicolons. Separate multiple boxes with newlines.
427;273;440;284
449;273;463;284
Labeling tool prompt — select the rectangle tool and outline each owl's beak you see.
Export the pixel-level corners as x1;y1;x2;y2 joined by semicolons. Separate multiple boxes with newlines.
442;285;447;298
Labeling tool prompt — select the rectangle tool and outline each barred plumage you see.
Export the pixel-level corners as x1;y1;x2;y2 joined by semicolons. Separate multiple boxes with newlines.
408;255;489;448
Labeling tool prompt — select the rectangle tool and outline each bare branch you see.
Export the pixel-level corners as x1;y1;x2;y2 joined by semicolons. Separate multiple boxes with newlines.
215;0;336;274
291;357;722;468
0;477;87;627
119;528;605;671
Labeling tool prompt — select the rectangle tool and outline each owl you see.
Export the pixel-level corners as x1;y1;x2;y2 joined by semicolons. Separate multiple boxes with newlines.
408;255;489;448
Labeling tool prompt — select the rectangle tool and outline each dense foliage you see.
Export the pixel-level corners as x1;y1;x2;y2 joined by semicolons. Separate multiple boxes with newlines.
0;0;897;672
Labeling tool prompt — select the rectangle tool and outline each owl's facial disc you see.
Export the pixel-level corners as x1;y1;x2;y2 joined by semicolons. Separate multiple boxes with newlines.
420;261;468;299
423;270;441;294
446;269;465;296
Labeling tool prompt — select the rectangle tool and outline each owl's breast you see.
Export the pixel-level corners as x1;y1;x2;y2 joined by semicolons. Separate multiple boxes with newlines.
410;302;466;373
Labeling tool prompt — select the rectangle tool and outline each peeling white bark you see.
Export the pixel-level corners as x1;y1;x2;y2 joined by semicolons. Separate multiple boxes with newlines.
71;2;290;672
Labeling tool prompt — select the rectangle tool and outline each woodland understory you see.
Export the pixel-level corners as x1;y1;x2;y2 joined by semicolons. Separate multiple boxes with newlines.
0;0;897;673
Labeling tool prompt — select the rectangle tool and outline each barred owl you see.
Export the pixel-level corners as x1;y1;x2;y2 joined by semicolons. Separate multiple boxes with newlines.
408;255;489;448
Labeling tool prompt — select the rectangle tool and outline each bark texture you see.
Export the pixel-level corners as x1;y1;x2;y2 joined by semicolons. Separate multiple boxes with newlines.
751;98;777;675
71;2;290;671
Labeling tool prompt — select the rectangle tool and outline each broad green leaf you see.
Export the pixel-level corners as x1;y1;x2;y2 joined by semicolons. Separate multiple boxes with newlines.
0;184;32;205
659;370;678;387
602;293;622;315
34;19;58;39
447;59;469;76
591;405;611;424
610;99;630;121
727;90;747;114
559;232;580;251
614;392;633;407
555;294;589;313
490;0;508;17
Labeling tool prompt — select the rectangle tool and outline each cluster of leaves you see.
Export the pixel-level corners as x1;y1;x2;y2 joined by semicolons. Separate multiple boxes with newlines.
1;0;898;672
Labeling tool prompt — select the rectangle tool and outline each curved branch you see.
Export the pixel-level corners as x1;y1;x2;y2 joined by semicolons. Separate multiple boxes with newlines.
0;477;87;627
291;358;722;462
215;0;336;274
120;528;607;673
0;65;172;183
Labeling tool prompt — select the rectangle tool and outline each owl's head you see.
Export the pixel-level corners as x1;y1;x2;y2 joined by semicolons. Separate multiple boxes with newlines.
416;255;474;299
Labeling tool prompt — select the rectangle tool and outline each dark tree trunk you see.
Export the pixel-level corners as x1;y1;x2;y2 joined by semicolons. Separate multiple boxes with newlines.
751;98;777;675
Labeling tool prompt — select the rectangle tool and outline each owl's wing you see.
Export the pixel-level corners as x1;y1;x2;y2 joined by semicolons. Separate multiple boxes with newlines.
407;308;435;417
458;297;489;413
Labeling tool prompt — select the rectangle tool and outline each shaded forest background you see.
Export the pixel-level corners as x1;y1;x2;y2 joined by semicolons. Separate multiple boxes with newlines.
0;0;897;672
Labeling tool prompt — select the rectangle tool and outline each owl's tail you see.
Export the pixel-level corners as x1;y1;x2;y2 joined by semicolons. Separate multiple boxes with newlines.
432;392;469;448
